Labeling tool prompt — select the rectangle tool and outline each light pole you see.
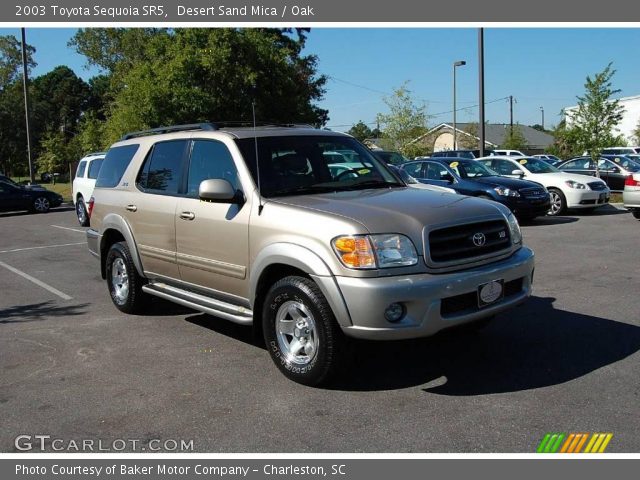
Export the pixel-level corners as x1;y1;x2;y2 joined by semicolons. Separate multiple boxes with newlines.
20;28;34;183
478;29;485;157
540;106;545;130
452;60;466;150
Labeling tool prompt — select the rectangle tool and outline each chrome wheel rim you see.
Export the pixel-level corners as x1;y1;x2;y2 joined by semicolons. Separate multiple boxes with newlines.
76;201;86;224
111;257;129;304
548;191;562;215
275;301;318;365
34;197;50;212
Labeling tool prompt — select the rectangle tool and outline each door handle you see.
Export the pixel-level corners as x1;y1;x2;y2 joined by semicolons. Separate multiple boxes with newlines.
125;204;137;212
179;211;195;220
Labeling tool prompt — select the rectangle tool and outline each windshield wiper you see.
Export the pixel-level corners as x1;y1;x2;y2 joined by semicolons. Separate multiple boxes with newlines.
268;185;337;197
341;179;405;190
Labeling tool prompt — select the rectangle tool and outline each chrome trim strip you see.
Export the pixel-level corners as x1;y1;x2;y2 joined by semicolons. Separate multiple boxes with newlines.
176;252;246;279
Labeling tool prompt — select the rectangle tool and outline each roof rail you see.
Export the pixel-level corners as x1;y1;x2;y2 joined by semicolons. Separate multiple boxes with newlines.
120;123;218;141
86;151;107;157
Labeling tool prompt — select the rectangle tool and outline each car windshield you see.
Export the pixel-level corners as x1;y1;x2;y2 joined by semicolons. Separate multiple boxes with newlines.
447;159;499;178
235;135;403;198
518;157;559;173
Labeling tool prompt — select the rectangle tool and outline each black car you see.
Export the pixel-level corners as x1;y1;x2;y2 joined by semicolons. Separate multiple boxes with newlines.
0;179;63;213
557;155;640;191
401;157;551;220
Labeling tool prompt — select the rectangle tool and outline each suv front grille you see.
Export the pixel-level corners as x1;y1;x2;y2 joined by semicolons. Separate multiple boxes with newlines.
427;220;511;265
519;187;547;198
588;181;607;191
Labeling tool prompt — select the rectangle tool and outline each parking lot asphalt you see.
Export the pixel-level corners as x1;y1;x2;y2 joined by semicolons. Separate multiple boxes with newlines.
1;205;639;453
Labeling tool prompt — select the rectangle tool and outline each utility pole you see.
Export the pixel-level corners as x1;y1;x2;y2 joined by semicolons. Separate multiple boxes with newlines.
20;28;34;184
540;106;545;130
509;95;514;135
478;28;485;157
452;60;466;150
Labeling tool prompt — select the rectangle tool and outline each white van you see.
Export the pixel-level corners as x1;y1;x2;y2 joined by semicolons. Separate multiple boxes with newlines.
72;152;106;226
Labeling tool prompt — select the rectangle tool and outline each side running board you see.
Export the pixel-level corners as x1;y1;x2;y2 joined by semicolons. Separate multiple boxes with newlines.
142;283;253;325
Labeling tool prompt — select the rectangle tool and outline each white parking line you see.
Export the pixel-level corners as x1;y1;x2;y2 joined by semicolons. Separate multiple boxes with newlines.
51;225;86;233
0;260;72;300
0;242;85;254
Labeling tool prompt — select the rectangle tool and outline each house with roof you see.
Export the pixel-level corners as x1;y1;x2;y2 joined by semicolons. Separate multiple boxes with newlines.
411;122;555;155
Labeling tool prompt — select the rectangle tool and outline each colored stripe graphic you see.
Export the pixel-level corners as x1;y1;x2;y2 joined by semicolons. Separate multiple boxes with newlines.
537;433;612;453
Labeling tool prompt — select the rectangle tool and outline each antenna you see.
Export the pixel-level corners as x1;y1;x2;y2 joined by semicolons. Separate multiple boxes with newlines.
251;85;264;215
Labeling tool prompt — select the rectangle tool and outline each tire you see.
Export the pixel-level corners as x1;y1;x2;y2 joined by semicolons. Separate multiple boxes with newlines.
633;210;640;220
262;275;347;386
547;188;566;216
32;196;51;213
76;197;89;226
105;241;148;314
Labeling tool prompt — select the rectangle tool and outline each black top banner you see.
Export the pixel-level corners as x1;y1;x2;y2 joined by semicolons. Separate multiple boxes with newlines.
5;0;640;22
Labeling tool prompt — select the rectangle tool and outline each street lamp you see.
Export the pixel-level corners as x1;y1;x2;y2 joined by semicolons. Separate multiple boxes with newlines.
452;60;466;150
540;106;545;130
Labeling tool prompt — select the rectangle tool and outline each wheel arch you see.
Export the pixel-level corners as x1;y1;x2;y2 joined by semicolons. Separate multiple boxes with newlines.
99;214;145;279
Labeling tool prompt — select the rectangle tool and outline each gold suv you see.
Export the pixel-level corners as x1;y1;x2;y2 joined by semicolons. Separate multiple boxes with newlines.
87;123;535;385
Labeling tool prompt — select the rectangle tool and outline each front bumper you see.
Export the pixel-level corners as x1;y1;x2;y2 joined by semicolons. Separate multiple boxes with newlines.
336;246;535;340
500;196;551;217
565;188;610;209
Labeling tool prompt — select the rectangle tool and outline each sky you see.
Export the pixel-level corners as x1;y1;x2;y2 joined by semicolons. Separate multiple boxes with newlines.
2;27;640;132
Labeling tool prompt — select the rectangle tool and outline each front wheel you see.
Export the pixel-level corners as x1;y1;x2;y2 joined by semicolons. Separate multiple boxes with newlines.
32;196;51;213
105;241;148;314
547;188;566;216
262;276;347;386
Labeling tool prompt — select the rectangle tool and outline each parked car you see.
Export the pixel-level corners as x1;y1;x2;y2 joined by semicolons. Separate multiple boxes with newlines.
478;156;610;216
532;154;562;166
401;157;550;220
623;171;640;219
72;152;106;226
584;147;640;155
557;155;640;191
0;174;46;191
371;150;409;166
431;149;495;159
493;149;526;157
0;179;63;213
87;123;534;386
387;164;456;194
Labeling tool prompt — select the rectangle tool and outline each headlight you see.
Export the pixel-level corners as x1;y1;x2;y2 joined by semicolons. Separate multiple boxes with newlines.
494;186;520;197
332;234;418;269
565;180;586;189
506;213;522;245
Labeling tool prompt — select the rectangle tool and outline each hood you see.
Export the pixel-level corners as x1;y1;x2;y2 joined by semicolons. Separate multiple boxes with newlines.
470;176;543;190
270;187;510;249
526;171;607;188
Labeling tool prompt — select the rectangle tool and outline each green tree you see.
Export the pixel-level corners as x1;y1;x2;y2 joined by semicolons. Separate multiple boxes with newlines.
347;120;373;141
501;124;529;151
568;63;625;176
36;130;82;175
633;119;640;145
0;35;35;89
375;82;429;157
71;28;329;144
458;122;479;150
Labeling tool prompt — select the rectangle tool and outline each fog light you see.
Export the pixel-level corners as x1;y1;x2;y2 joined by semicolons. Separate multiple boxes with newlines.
384;303;405;323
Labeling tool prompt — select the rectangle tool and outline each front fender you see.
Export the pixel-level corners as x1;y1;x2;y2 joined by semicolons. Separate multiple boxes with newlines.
249;243;352;327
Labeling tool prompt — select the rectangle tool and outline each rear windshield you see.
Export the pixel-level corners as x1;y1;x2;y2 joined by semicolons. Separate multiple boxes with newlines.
95;145;140;188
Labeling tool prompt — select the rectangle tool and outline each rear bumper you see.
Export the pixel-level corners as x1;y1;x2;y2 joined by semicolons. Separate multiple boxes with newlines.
623;188;640;208
86;228;101;259
336;246;535;340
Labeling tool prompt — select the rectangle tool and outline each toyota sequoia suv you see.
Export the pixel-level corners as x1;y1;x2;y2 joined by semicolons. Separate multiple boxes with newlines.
87;123;535;386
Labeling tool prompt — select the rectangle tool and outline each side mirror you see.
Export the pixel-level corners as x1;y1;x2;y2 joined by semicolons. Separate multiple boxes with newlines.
440;173;454;183
511;169;525;177
199;179;237;203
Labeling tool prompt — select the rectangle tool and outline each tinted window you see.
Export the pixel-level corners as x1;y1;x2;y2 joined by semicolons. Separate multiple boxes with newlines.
95;145;140;188
76;161;87;178
608;156;640;172
187;140;238;197
403;162;423;178
424;162;449;180
87;158;104;179
560;158;592;170
137;141;187;194
492;159;520;175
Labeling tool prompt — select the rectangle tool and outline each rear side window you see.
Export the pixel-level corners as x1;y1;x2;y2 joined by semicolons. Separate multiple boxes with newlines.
137;140;187;194
76;161;87;178
95;145;140;188
403;162;423;178
87;158;104;179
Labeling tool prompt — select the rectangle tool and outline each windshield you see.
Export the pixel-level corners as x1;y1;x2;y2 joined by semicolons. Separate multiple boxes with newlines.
447;159;499;179
518;157;559;173
235;135;403;198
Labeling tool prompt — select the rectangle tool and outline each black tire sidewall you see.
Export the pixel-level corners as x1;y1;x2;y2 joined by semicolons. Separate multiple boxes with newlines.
262;276;342;386
547;188;566;216
105;241;144;313
76;198;89;226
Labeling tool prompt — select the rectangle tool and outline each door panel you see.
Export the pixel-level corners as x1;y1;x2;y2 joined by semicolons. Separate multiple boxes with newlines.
175;139;250;299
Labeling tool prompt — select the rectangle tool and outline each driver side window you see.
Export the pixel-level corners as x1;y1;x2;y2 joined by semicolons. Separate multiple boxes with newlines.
187;140;239;197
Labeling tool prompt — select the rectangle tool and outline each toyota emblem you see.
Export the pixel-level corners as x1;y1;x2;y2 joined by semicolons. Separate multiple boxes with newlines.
472;232;486;247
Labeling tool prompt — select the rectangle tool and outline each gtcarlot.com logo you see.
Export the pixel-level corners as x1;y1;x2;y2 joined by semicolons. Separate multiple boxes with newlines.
536;433;613;453
14;435;194;452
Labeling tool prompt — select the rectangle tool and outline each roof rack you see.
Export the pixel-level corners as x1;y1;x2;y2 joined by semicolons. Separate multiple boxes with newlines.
86;151;107;156
120;123;218;141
